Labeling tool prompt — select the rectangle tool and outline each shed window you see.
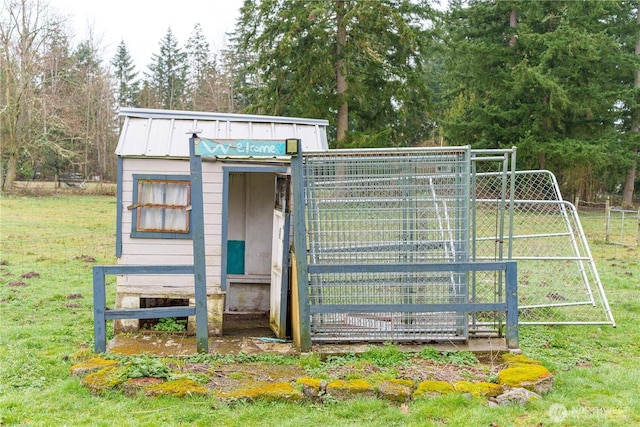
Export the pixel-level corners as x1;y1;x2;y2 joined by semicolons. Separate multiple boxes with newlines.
131;175;192;238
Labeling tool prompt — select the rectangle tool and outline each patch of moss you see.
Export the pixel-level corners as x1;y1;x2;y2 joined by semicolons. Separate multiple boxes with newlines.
70;357;118;376
327;379;373;391
144;378;209;397
412;380;455;398
389;379;414;387
376;379;415;402
501;353;543;366
453;380;502;397
69;347;95;363
296;377;324;399
497;364;551;387
81;366;122;394
326;379;376;400
366;369;401;384
218;381;302;402
122;377;164;396
296;377;322;391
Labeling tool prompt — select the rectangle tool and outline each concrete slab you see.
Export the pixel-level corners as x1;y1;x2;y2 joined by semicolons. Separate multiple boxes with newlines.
107;334;509;358
108;334;299;356
106;313;511;357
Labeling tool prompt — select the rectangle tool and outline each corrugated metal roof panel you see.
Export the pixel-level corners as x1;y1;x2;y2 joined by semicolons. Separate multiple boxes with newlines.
116;108;329;158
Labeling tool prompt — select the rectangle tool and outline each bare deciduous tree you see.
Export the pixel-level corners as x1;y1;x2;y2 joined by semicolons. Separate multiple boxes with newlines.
1;0;61;189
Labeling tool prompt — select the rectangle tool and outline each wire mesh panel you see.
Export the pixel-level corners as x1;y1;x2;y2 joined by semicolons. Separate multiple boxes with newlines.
606;207;639;247
473;170;615;325
294;146;614;345
302;148;473;342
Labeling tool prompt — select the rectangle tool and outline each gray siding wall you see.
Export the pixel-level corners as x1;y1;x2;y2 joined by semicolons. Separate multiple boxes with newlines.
117;158;223;294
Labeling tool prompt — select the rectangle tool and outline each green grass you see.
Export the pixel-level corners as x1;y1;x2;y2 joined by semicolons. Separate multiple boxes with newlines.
1;195;639;426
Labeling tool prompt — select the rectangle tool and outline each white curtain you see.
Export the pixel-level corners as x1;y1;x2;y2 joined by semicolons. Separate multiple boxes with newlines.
165;183;188;231
138;182;189;232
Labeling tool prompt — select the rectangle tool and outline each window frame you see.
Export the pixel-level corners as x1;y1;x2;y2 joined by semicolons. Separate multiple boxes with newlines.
130;174;192;239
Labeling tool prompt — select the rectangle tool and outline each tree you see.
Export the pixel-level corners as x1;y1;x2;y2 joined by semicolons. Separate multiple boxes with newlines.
145;28;188;110
184;23;234;112
68;38;118;180
111;40;139;108
0;0;120;188
185;23;212;110
439;0;638;200
0;0;68;189
230;0;437;147
622;5;640;207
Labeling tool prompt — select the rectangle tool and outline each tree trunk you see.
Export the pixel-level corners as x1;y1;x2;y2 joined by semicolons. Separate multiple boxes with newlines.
622;5;640;207
336;0;348;146
3;155;18;189
509;8;517;47
622;164;636;207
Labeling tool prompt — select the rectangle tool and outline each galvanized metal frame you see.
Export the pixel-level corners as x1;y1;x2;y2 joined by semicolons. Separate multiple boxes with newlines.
472;169;615;326
291;143;519;349
305;261;519;348
606;206;640;247
468;148;516;333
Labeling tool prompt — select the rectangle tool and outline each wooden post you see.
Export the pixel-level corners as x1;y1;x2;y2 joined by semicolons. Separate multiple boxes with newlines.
290;139;312;351
636;207;640;247
93;266;107;353
189;136;209;353
505;261;519;350
605;196;611;244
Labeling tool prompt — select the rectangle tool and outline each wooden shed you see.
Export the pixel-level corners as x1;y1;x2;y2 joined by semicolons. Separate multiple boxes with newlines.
112;108;328;339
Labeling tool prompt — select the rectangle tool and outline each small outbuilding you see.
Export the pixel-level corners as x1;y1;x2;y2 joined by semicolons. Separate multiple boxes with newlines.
112;107;329;339
95;107;613;354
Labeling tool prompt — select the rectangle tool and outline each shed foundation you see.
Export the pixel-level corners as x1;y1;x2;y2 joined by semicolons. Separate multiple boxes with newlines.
114;291;225;336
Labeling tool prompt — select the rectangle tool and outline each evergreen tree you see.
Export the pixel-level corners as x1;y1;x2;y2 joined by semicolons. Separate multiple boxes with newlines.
439;0;637;200
146;28;188;110
185;23;212;109
230;0;437;147
184;23;233;112
111;40;139;108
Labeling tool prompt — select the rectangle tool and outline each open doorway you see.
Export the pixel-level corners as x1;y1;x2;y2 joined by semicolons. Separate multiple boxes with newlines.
221;166;290;339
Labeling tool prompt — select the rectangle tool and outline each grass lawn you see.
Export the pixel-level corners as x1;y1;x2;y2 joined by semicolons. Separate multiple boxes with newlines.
0;195;638;426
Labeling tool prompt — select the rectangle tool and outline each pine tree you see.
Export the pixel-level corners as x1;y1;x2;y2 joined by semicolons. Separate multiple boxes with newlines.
439;0;637;200
229;0;437;147
111;40;139;108
184;23;234;112
146;28;188;110
185;23;212;109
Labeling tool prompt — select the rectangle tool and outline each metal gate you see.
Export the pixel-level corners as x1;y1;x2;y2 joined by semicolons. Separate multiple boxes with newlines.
291;147;519;344
473;169;615;326
290;144;614;347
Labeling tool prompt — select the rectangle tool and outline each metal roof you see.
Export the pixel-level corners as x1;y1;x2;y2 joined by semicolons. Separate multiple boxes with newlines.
115;108;329;158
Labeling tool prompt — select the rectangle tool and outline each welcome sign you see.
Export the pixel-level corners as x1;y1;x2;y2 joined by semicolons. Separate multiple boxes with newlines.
195;139;287;157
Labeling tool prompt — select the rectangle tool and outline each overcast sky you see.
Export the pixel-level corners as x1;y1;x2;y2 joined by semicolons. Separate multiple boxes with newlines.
51;0;245;72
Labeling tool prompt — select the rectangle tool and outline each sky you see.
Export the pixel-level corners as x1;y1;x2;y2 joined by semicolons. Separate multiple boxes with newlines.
50;0;245;72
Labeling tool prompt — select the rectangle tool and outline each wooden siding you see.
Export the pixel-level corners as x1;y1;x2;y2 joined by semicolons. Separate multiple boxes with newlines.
117;158;285;298
117;158;224;294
